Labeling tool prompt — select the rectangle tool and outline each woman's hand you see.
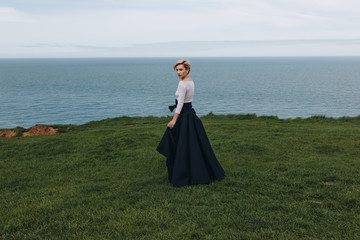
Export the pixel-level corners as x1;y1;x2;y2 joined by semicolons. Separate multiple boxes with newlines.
168;113;179;128
167;120;176;128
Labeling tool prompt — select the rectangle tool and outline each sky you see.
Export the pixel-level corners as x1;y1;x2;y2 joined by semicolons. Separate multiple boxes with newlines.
1;0;360;58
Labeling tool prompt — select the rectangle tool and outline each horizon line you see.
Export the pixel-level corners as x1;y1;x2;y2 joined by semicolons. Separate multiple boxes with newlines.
1;55;360;59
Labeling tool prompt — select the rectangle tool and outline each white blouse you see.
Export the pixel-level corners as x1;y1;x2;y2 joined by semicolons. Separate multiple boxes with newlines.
175;80;194;114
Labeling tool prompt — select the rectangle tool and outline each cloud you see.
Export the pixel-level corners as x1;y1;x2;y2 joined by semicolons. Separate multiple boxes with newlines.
125;39;360;56
9;39;358;58
22;43;125;51
1;1;360;57
0;7;34;22
135;39;360;48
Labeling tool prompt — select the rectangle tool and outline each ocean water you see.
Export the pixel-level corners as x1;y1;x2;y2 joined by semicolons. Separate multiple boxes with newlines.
0;57;359;129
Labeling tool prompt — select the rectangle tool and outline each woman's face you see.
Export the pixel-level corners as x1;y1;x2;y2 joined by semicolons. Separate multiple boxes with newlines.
175;64;188;79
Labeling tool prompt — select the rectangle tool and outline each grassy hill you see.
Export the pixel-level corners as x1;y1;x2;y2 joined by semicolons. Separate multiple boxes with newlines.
1;114;360;239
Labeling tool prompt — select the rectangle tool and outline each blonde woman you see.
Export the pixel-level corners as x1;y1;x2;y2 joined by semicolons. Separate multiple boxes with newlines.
157;60;225;187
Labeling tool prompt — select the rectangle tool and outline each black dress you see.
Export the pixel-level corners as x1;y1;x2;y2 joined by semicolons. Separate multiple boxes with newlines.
157;102;225;187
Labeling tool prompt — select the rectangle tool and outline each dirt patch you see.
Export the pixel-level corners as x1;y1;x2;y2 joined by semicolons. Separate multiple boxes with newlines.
323;181;335;185
22;125;58;137
309;200;323;204
1;125;59;138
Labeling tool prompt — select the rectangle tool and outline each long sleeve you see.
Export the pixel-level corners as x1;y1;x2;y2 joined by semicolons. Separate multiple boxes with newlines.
174;81;194;114
175;83;186;114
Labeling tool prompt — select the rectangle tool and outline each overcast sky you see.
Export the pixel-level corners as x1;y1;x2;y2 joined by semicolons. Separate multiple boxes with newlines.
1;0;360;58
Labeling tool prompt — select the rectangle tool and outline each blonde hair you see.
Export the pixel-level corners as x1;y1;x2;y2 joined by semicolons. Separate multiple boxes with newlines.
173;60;191;74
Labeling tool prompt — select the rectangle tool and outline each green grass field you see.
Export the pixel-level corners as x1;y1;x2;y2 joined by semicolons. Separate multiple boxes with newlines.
1;114;360;239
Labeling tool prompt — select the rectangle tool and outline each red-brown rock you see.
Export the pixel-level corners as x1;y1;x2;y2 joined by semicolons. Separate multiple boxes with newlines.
0;130;17;138
22;125;58;137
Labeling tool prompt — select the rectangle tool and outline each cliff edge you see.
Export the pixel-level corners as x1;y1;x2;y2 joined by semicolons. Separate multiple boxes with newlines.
0;125;58;138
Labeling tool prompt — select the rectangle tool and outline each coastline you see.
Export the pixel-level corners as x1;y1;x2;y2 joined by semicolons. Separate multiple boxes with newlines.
1;113;360;138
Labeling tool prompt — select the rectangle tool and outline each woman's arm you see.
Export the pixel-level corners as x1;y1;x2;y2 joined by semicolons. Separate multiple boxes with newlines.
168;83;186;128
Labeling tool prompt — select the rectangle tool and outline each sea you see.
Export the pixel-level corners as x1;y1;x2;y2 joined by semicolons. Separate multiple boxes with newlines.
0;57;359;129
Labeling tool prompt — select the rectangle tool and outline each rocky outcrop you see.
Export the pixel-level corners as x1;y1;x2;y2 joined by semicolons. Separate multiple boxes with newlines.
0;125;58;138
0;130;17;138
22;125;58;137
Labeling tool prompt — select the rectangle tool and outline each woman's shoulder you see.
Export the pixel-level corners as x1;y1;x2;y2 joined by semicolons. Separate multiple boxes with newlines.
179;81;194;89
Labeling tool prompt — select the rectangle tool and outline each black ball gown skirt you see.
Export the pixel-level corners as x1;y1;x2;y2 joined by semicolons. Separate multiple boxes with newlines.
157;103;225;187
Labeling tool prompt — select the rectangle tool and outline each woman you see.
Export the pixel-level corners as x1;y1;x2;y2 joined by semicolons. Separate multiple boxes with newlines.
157;60;225;187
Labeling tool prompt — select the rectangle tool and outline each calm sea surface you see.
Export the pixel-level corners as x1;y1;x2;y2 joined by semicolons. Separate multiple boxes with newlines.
0;57;359;128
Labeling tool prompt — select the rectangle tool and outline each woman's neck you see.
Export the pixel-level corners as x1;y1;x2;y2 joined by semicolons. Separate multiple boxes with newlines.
181;76;192;81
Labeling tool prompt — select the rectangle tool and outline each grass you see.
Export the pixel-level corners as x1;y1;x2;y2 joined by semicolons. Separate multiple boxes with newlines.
1;114;360;239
